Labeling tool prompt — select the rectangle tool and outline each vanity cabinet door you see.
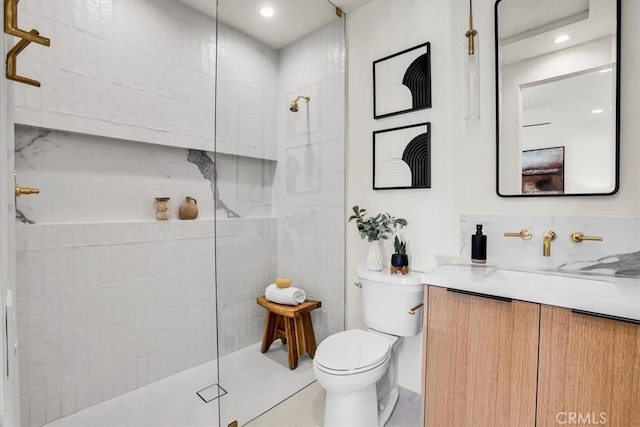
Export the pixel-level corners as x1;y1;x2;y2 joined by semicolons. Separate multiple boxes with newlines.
537;305;640;426
423;286;539;427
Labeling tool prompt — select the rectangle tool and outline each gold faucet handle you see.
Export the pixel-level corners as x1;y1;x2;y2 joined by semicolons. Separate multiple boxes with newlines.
570;232;603;243
504;229;533;240
15;185;39;197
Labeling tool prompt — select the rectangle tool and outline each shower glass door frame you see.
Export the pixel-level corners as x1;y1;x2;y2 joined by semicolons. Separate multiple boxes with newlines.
1;21;20;426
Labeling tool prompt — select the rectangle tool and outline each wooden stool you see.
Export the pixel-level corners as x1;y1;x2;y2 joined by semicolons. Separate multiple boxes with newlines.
257;296;321;370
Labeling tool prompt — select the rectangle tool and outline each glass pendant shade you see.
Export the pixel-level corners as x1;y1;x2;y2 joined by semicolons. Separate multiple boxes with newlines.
465;32;480;121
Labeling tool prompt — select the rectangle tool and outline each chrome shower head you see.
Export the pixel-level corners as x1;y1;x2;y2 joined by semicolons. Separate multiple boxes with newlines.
289;95;310;112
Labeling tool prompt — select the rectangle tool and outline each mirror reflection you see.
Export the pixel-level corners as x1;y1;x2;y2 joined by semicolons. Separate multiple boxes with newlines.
495;0;619;196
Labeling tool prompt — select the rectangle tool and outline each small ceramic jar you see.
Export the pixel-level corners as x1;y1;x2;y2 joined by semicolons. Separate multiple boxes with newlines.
179;196;198;220
155;197;171;220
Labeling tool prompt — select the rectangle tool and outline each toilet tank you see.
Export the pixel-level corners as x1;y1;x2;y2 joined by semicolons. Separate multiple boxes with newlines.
357;266;424;337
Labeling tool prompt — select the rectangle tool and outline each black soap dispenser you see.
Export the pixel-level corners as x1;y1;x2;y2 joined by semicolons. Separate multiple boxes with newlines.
471;224;487;264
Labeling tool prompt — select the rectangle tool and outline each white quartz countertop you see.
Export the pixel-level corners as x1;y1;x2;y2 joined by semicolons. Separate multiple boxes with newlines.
420;262;640;322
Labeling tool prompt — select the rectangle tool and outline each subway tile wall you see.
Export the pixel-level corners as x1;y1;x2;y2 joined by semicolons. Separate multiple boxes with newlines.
12;0;345;425
16;218;277;426
275;19;346;344
14;0;278;160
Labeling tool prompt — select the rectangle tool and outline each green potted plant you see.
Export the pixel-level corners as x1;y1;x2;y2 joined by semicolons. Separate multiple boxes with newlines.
349;205;407;271
391;236;409;275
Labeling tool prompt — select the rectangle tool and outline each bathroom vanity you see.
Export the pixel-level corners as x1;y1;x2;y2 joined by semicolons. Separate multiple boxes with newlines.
420;264;640;426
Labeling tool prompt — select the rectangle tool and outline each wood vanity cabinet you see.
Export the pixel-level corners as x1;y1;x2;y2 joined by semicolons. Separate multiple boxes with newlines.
422;286;640;427
422;286;540;426
536;305;640;426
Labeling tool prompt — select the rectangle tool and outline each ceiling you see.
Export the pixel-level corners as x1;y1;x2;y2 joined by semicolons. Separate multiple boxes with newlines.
178;0;371;49
497;0;616;66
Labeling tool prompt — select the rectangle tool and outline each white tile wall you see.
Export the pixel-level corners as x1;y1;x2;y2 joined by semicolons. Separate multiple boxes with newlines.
13;2;345;426
275;19;346;344
16;221;217;426
15;0;216;151
16;217;278;426
216;218;278;356
14;0;278;160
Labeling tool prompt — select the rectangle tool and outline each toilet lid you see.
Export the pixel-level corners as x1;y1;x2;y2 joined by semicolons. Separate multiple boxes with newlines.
315;329;391;373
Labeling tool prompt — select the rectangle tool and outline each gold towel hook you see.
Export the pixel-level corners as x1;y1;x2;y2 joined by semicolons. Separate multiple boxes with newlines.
4;0;50;86
6;29;40;86
4;0;50;46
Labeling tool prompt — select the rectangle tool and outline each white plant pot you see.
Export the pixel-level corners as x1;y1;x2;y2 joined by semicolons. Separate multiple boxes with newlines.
366;241;384;271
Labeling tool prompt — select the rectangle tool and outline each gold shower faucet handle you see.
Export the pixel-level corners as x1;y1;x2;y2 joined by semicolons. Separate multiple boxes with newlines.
503;229;533;240
15;185;39;197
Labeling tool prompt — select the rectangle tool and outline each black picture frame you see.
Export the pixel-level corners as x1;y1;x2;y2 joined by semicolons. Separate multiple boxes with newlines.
373;122;431;190
373;42;432;119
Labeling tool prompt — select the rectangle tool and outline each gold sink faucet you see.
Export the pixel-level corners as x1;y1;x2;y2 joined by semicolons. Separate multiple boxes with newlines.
543;230;556;257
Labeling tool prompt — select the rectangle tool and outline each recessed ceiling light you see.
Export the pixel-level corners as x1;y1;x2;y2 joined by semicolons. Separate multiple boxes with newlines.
592;109;604;114
554;35;570;44
260;6;274;17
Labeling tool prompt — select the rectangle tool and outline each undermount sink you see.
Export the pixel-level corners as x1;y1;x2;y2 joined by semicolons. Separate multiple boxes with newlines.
483;268;616;295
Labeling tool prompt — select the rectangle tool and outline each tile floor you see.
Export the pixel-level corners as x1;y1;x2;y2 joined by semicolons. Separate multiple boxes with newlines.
44;340;421;427
246;381;421;427
45;341;315;427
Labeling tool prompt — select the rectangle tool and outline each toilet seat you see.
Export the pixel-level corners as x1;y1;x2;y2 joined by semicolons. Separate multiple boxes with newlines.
314;329;391;376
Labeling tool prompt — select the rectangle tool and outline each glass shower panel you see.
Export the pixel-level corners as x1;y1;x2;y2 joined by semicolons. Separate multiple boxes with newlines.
215;1;346;424
10;1;219;426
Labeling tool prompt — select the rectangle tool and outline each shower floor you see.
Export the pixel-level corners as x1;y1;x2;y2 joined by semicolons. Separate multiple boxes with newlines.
44;341;315;427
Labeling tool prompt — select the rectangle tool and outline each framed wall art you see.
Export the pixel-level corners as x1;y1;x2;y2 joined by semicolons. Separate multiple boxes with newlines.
521;146;565;194
373;42;432;119
373;122;431;190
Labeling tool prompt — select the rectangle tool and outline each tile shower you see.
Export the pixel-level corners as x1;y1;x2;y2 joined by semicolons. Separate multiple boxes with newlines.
12;0;345;426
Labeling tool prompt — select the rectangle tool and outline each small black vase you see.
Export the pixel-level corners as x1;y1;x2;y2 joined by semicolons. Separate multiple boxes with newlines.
391;254;409;267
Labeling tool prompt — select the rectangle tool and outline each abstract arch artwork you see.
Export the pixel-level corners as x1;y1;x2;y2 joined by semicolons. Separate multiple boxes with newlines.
373;42;432;119
373;122;431;190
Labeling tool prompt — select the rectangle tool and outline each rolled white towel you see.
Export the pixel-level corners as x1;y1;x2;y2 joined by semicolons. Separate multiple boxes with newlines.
265;284;306;306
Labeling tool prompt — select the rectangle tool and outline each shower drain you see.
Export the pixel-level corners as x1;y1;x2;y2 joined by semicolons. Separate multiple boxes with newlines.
196;383;228;403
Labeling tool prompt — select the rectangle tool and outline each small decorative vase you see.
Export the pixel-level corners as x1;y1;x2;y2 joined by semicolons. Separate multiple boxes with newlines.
390;254;409;275
179;197;198;220
366;240;384;271
155;197;170;221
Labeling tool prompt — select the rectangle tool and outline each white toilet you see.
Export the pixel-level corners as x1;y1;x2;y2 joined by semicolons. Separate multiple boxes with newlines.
313;266;424;427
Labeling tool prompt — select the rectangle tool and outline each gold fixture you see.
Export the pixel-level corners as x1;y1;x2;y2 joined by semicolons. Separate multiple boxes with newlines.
408;303;424;315
289;95;310;112
15;185;39;197
4;0;50;86
465;0;477;55
4;0;50;45
504;229;533;240
543;230;556;257
228;422;238;427
335;7;344;18
570;232;603;243
6;30;41;86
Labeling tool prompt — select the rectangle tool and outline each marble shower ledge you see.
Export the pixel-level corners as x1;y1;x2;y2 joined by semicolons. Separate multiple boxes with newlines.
15;121;278;162
15;220;216;250
421;260;640;321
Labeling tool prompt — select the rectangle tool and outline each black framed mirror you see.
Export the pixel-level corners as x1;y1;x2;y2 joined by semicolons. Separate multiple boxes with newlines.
495;0;620;196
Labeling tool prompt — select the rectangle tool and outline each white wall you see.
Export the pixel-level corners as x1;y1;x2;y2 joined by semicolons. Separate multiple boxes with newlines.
346;0;640;394
347;0;457;394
